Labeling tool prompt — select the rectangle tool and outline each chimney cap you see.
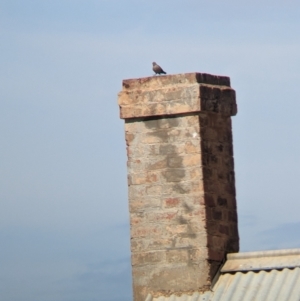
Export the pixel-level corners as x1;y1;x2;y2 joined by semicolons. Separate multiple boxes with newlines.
118;72;236;119
122;72;231;91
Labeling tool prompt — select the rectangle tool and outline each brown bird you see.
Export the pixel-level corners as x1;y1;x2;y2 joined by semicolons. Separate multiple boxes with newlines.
152;62;167;75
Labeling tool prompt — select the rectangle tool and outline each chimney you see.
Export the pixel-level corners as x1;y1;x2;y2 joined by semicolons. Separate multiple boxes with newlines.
118;73;239;301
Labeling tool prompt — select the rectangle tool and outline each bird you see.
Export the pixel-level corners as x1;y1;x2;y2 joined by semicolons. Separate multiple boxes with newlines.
152;62;167;75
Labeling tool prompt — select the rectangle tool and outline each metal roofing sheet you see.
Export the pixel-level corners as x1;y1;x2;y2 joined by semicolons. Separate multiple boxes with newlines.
222;248;300;272
212;267;300;301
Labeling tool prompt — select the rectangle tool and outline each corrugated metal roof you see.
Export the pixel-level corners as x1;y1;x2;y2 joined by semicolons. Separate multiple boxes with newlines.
222;248;300;272
145;248;300;301
212;267;300;301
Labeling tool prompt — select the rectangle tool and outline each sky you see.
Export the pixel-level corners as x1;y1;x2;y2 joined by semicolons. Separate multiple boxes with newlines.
1;1;300;300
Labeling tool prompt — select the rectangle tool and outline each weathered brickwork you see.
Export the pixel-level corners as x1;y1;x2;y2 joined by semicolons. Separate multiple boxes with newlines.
118;73;239;301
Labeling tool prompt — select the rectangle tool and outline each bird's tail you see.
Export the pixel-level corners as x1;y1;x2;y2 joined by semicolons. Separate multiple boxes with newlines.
162;71;167;74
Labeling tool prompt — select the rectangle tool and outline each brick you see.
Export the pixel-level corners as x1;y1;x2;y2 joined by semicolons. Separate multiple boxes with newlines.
125;132;135;145
203;167;213;179
146;185;162;196
205;221;221;236
124;120;137;132
187;218;207;233
132;251;166;266
131;237;175;252
188;248;208;262
128;185;145;199
219;224;229;235
143;144;160;156
182;126;201;140
141;132;164;144
159;144;178;155
166;155;183;168
205;208;213;221
142;103;167;116
180;206;205;219
204;194;215;207
162;169;186;182
184;141;200;154
182;154;201;167
147;172;159;183
200;127;218;141
174;236;207;248
229;224;239;238
128;171;160;185
128;173;147;185
208;249;225;262
212;209;223;220
127;159;145;171
189;181;205;194
228;210;238;222
129;198;161;213
162;197;181;208
222;210;228;222
221;194;236;208
188;167;202;180
207;235;226;250
147;157;168;170
217;196;227;207
127;145;144;158
226;238;239;252
204;178;222;194
156;117;180;129
181;198;198;212
161;181;204;196
178;195;201;207
225;183;236;195
166;224;189;235
130;212;144;225
146;210;178;224
167;130;183;143
166;249;189;263
131;238;149;252
130;224;164;238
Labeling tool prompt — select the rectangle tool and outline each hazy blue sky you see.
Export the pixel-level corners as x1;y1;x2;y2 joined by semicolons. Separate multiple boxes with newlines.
1;1;300;300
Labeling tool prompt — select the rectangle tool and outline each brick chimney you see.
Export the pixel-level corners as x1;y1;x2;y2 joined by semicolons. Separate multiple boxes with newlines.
118;73;239;301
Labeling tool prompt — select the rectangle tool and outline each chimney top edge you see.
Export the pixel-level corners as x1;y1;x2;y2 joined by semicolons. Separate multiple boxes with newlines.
122;72;231;90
